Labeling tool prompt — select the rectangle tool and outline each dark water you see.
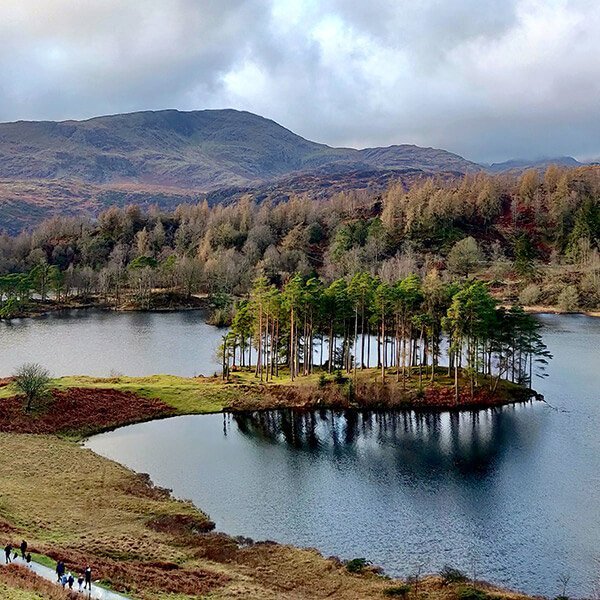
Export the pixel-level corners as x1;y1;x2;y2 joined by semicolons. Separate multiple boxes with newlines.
85;314;600;597
0;309;224;377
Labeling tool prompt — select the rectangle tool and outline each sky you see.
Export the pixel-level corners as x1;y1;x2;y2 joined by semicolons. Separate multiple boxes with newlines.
0;0;599;163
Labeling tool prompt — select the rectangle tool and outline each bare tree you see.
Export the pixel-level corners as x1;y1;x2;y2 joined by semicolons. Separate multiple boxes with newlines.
409;560;426;598
14;363;51;412
558;573;571;599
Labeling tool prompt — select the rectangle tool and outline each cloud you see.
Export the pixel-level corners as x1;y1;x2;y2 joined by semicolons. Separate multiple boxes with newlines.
0;1;268;119
0;0;598;161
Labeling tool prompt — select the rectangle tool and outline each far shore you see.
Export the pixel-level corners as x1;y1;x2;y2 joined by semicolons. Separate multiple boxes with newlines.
3;293;599;322
520;304;600;318
0;292;212;320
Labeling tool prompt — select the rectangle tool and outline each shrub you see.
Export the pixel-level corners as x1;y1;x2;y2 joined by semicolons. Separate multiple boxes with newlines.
207;307;232;327
383;584;411;597
345;557;370;573
318;373;329;389
441;565;469;584
518;283;541;306
14;362;51;413
580;271;600;308
557;285;579;311
333;370;347;385
344;380;355;402
457;586;490;600
447;237;483;276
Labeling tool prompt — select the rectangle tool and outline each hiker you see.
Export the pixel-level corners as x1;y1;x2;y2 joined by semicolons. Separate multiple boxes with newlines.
60;573;68;588
20;539;27;559
56;559;65;582
25;553;31;568
84;565;92;590
77;574;84;592
67;572;74;590
4;543;12;563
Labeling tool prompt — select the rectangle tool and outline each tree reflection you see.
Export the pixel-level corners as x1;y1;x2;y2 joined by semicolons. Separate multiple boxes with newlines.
231;406;538;480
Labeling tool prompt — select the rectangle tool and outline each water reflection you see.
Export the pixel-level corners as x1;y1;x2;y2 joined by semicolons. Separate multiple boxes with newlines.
230;407;540;480
81;314;600;597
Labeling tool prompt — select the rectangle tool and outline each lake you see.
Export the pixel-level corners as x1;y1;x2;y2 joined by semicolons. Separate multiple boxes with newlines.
2;309;598;596
0;309;224;377
0;307;416;377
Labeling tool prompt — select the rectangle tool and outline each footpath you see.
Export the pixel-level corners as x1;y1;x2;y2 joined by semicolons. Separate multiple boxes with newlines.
1;554;131;599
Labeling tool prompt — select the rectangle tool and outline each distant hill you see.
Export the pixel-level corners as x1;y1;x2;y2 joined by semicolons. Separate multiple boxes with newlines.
0;109;480;191
0;179;202;234
487;156;583;173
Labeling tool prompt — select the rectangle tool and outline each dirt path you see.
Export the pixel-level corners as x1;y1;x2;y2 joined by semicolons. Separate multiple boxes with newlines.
1;555;131;599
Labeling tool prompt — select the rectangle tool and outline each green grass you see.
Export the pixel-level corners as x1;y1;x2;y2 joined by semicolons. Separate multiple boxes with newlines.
0;368;526;413
29;553;55;570
0;375;235;414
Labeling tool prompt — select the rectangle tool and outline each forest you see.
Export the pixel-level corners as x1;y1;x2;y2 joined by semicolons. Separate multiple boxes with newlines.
0;165;598;319
224;273;551;401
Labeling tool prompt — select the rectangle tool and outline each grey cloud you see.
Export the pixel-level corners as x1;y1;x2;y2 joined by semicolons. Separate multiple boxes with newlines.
0;0;598;162
0;0;269;119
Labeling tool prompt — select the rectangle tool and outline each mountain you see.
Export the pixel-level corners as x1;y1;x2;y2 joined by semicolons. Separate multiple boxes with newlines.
487;156;583;173
0;109;480;190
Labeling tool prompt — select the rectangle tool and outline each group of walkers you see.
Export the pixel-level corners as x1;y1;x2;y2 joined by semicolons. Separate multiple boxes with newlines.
55;559;92;592
4;539;92;594
4;540;32;566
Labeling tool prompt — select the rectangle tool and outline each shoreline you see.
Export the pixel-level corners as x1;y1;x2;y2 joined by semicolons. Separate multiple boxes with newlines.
0;431;537;600
3;295;599;322
0;370;541;439
511;304;600;318
79;392;543;442
0;373;545;599
0;293;212;320
500;303;600;318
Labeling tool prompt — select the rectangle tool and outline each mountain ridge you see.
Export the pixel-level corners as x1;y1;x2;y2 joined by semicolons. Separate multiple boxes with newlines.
0;108;595;233
0;108;481;189
487;155;583;172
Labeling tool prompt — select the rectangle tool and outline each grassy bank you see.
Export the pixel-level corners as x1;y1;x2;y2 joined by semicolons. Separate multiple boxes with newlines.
0;371;541;599
0;564;73;599
0;369;537;440
0;433;535;600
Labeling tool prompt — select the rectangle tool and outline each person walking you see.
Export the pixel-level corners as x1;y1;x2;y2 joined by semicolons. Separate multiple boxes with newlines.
67;572;74;590
25;553;32;568
4;544;12;564
56;559;65;582
20;539;27;559
77;574;84;592
60;573;68;588
84;565;92;591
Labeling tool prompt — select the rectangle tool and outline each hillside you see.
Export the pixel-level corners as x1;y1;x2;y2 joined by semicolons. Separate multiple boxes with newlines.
0;109;480;190
0;179;202;234
487;155;583;172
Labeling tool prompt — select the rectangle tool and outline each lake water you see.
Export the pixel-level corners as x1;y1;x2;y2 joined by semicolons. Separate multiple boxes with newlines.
2;309;598;596
0;307;422;377
0;309;223;377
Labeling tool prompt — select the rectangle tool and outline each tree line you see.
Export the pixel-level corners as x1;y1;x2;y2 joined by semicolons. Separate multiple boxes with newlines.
224;272;551;400
0;166;598;317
